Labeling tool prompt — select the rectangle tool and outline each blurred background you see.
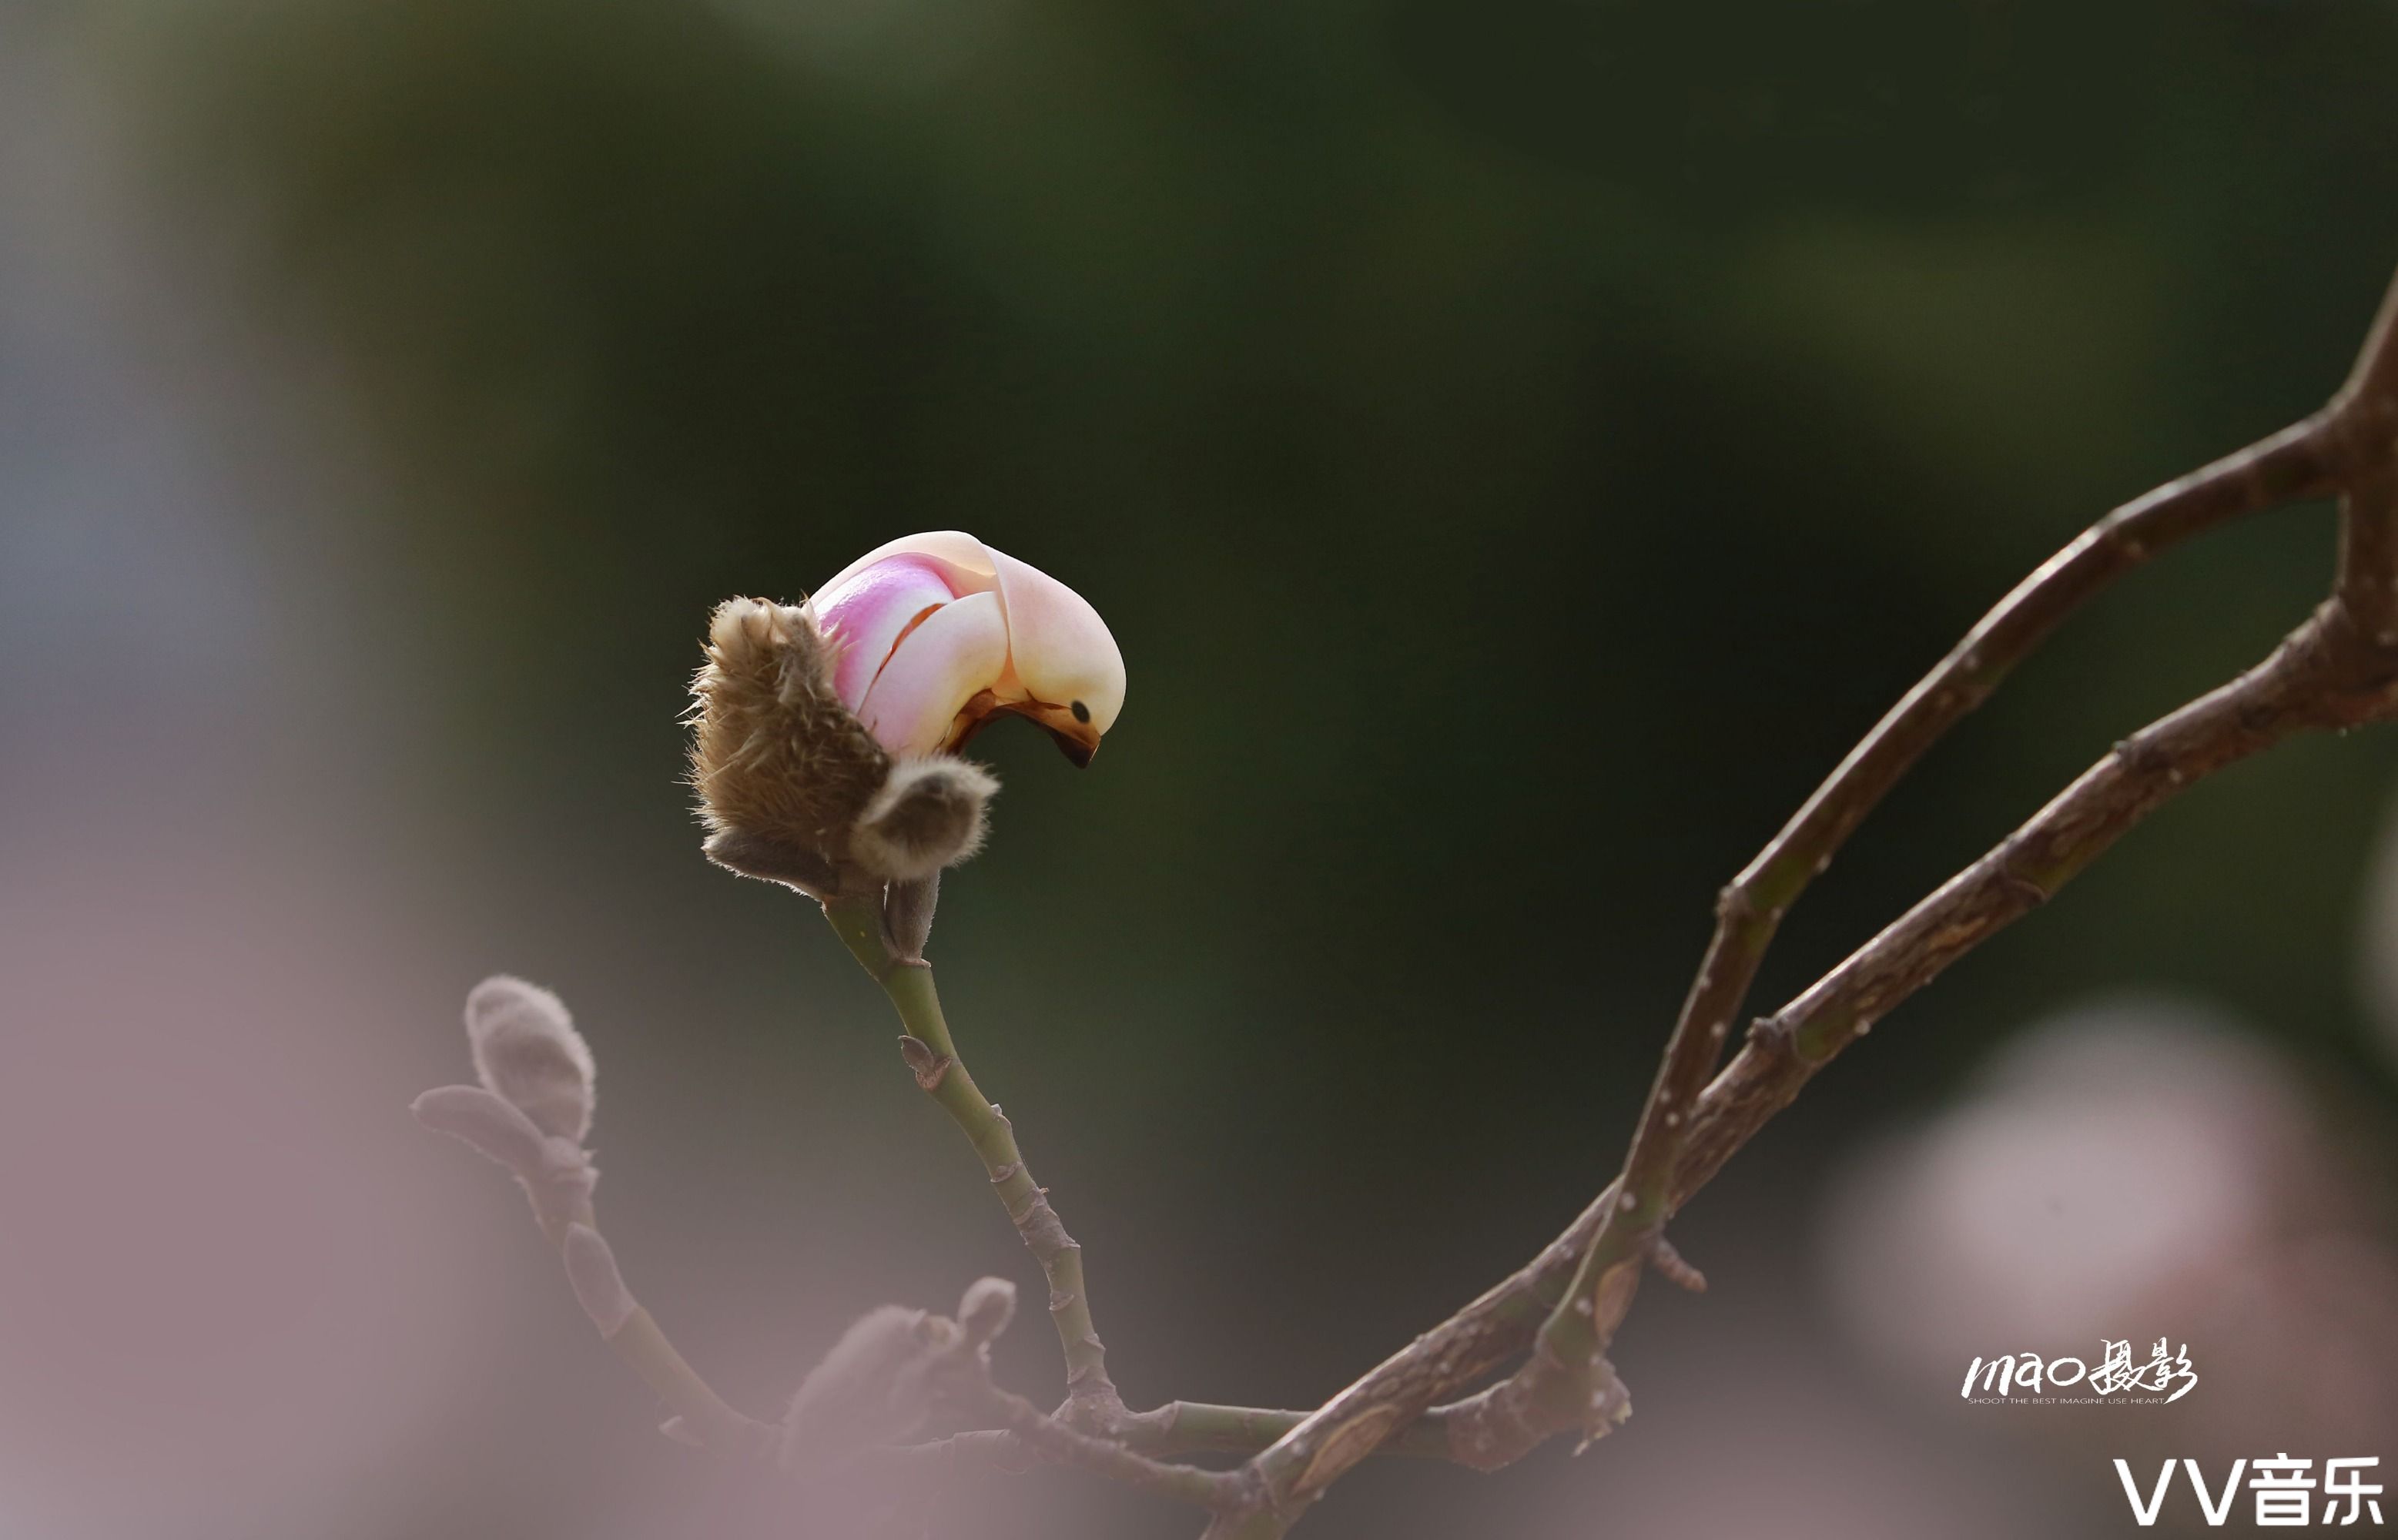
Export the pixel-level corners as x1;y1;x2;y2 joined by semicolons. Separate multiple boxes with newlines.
5;0;2398;1535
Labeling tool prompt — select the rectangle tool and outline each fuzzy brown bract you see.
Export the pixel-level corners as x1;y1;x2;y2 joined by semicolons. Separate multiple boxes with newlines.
688;596;996;893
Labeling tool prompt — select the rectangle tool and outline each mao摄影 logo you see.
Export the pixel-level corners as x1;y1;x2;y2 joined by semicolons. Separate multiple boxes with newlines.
1960;1338;2195;1404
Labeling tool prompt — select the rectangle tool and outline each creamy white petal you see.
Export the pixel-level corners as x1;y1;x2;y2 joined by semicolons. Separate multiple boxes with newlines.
989;548;1126;734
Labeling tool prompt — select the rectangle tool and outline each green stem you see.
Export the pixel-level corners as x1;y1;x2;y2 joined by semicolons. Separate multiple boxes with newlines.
603;1305;766;1457
824;895;1123;1418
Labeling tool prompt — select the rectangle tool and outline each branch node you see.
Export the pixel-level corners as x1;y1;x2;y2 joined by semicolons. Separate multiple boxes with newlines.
2111;735;2171;777
1649;1237;1707;1293
1995;869;2050;909
896;1034;953;1090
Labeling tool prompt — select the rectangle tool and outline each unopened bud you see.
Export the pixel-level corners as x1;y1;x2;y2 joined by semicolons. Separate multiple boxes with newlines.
413;1084;594;1237
779;1305;954;1472
882;872;941;963
411;1084;548;1173
465;976;596;1143
957;1276;1017;1346
851;758;996;882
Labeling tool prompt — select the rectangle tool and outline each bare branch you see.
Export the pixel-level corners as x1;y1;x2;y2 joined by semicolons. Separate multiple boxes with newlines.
426;257;2398;1540
858;1277;1254;1513
822;892;1127;1425
1118;1401;1469;1461
1216;257;2398;1528
1676;598;2398;1207
411;1070;772;1461
963;1383;1254;1513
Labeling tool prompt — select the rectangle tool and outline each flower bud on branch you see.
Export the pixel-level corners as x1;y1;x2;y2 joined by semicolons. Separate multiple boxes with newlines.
464;975;595;1143
410;1083;548;1172
687;532;1124;916
779;1306;961;1474
409;1083;594;1240
957;1275;1019;1348
418;982;769;1460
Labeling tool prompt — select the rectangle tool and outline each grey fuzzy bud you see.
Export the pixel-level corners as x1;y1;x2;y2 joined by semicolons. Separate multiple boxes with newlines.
957;1276;1017;1346
414;1086;596;1237
779;1306;957;1472
411;1084;549;1175
849;758;996;882
562;1223;639;1337
465;976;596;1143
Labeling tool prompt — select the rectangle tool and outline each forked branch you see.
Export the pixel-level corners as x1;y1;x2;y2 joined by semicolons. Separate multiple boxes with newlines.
419;259;2398;1540
1207;257;2398;1535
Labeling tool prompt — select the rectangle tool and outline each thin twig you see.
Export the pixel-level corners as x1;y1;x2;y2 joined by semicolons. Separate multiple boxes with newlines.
1675;597;2398;1204
411;1085;776;1461
1120;1401;1464;1461
879;1397;1470;1473
965;1384;1255;1512
822;893;1127;1424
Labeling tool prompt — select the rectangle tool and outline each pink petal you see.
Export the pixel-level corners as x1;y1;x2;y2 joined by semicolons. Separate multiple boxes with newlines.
816;532;999;608
857;590;1009;755
813;555;960;711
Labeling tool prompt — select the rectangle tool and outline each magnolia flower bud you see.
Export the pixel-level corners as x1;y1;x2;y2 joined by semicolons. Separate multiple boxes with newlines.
852;758;998;882
688;534;1122;900
410;1083;548;1173
956;1275;1017;1346
779;1305;958;1472
813;532;1124;765
410;1082;596;1237
464;975;595;1143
